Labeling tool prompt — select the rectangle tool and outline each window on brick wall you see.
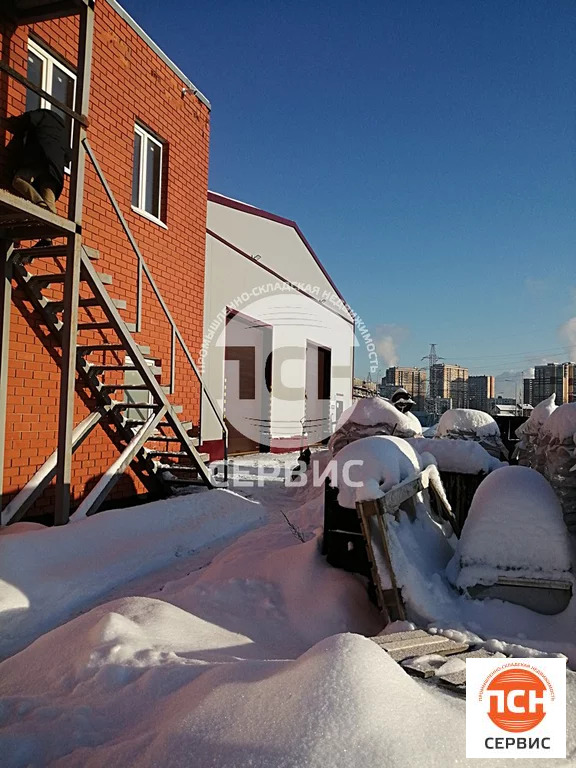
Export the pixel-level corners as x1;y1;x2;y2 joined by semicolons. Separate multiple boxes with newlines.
26;39;76;168
132;124;165;225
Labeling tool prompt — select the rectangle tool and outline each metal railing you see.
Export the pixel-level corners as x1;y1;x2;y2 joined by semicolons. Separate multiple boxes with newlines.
82;138;228;479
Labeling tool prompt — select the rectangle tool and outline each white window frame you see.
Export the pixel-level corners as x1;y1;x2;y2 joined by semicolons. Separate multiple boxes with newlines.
27;39;77;173
132;124;166;228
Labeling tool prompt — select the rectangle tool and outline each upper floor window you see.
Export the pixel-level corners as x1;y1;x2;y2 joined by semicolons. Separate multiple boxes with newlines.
132;124;165;225
26;38;76;144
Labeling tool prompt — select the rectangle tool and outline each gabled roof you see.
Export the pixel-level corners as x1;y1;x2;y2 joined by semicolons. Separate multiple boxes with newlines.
207;191;349;309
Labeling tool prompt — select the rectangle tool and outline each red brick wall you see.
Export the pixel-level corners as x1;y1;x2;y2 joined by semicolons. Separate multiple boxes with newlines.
0;1;210;516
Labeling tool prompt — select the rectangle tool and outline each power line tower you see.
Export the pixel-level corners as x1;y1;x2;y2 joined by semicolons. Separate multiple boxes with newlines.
421;344;444;397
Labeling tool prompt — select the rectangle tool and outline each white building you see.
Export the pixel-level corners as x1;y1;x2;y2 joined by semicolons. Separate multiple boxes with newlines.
201;192;355;456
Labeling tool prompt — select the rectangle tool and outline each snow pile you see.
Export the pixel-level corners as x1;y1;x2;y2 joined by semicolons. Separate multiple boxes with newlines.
330;435;429;509
535;403;576;532
436;408;507;459
450;466;573;590
0;489;267;659
329;397;422;455
3;620;520;768
515;393;557;469
407;437;505;475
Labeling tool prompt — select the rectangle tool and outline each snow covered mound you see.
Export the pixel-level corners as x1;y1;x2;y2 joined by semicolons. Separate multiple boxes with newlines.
451;466;573;589
436;408;500;439
329;397;422;455
540;401;576;441
331;436;427;509
524;393;557;427
0;619;477;768
0;489;267;659
407;437;504;475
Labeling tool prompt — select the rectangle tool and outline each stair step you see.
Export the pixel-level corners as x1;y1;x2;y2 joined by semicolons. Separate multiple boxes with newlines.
78;322;114;331
125;419;193;431
147;450;195;459
28;271;113;285
160;452;210;465
15;244;100;261
100;384;170;392
146;434;184;443
45;297;126;311
113;402;183;414
88;364;161;375
77;343;149;354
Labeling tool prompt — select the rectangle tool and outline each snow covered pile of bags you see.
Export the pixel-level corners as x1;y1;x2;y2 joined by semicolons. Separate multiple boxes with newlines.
435;408;508;459
450;465;573;589
536;403;576;533
515;394;557;471
328;397;422;456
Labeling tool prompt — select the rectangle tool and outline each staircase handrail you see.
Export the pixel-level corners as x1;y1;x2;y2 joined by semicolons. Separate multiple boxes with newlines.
82;138;228;476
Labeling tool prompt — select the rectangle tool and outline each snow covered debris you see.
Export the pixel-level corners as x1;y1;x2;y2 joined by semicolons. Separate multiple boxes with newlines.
515;393;557;468
329;396;422;455
436;408;507;458
528;393;558;426
331;435;429;509
436;408;499;439
536;402;576;532
0;489;267;659
407;437;505;475
450;466;573;589
541;401;576;441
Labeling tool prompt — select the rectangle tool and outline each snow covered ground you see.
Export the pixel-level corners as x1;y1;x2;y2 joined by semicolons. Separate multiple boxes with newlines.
1;452;575;766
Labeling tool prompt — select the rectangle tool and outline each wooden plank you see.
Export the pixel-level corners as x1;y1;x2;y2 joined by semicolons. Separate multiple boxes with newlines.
383;639;470;663
371;629;430;644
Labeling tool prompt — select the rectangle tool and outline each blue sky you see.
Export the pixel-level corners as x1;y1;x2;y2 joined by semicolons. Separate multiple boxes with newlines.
121;0;576;389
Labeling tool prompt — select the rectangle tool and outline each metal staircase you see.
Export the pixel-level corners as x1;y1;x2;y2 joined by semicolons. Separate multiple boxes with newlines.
1;235;214;526
0;0;228;527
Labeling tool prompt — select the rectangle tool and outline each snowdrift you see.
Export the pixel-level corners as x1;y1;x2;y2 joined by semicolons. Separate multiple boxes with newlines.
0;489;267;658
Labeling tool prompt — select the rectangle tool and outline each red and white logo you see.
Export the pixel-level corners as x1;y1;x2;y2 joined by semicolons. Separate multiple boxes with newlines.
466;658;566;759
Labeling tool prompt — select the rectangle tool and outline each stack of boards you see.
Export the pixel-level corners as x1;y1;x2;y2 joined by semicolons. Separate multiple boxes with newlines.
370;628;502;695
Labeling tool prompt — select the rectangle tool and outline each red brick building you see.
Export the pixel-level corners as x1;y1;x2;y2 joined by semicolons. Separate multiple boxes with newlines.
0;0;221;524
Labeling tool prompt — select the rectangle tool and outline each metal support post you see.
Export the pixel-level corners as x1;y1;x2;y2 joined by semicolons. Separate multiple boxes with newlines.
0;240;14;510
55;2;94;524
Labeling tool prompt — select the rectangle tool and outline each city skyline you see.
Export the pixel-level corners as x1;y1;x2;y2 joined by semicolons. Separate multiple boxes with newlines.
118;0;576;389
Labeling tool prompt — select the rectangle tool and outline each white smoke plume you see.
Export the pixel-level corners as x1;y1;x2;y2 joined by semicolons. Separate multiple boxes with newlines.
374;325;409;369
559;317;576;360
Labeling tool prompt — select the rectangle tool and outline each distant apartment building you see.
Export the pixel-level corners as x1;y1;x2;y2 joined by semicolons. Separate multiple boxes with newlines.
380;367;427;410
523;377;535;406
533;363;576;406
468;375;495;413
430;363;469;409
